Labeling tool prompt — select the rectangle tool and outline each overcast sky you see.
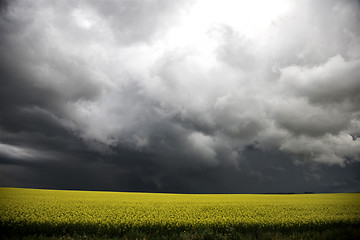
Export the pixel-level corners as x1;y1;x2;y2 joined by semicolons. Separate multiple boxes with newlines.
0;0;360;193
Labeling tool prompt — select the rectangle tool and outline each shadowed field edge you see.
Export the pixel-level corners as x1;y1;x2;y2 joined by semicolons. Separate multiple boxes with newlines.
1;220;360;238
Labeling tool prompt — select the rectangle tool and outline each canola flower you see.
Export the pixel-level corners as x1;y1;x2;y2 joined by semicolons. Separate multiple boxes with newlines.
0;187;359;237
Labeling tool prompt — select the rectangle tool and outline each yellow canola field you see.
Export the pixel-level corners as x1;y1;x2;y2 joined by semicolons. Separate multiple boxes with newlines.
0;187;359;234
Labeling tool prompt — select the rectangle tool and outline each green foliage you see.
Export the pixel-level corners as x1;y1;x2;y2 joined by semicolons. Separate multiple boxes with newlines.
0;188;359;239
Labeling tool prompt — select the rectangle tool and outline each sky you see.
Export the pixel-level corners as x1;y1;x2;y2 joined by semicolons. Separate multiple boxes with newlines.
0;0;360;193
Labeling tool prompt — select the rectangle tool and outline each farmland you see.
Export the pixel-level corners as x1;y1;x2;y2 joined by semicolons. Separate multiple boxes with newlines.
0;187;359;239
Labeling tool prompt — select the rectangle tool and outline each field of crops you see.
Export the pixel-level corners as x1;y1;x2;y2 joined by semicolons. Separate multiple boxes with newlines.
0;187;359;239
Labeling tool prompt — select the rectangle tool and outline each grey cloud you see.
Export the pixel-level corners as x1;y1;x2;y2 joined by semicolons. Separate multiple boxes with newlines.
0;143;46;161
272;98;350;137
213;25;257;70
279;56;360;106
0;0;360;193
85;0;192;44
212;93;267;140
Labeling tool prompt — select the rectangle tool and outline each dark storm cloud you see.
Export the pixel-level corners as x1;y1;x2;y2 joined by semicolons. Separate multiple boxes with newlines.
0;0;360;193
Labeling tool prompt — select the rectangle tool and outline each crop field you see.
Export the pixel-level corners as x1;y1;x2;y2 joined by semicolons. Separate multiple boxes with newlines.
0;187;360;239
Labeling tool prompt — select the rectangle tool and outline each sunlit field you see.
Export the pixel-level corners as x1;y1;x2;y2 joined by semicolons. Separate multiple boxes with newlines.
0;187;359;239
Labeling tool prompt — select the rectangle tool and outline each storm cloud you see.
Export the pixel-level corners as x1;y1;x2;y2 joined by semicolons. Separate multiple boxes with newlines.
0;0;360;193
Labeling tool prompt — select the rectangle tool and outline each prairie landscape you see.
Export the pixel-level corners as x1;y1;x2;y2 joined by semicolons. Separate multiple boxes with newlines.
1;0;360;239
1;187;359;239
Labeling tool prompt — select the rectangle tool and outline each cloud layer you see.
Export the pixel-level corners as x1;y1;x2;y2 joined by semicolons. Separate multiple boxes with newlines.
0;0;360;192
